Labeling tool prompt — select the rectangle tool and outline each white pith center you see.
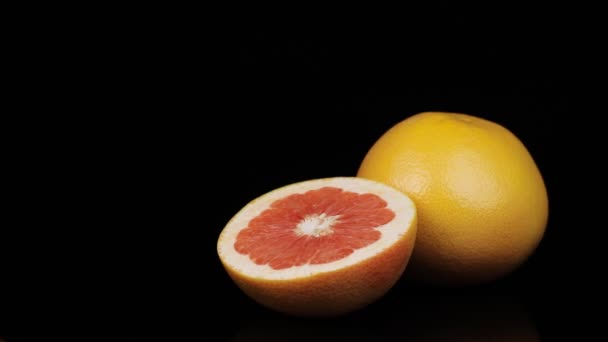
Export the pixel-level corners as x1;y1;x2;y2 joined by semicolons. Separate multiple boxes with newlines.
295;213;340;237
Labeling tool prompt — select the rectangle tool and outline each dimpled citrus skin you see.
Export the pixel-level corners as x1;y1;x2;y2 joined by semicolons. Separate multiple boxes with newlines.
357;112;548;285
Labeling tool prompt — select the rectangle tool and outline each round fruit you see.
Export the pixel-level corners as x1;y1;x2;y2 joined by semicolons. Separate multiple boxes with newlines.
217;177;417;316
358;112;548;285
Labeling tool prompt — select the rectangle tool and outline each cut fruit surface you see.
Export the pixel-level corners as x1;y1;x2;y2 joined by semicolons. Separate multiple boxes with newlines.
217;177;417;316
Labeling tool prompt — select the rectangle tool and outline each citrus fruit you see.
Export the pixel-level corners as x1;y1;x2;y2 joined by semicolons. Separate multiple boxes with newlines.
357;112;548;285
217;177;417;316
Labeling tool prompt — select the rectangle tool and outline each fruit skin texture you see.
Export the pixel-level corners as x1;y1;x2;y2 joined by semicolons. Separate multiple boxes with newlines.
222;222;415;317
217;177;417;317
358;112;548;285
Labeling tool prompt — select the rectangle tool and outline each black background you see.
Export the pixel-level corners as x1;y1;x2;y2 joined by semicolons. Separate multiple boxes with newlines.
3;6;582;341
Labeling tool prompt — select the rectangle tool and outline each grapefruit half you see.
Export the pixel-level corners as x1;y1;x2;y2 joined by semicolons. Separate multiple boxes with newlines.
217;177;417;316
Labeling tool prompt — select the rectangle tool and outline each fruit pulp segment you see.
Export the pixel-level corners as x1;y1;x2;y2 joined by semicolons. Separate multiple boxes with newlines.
234;187;395;270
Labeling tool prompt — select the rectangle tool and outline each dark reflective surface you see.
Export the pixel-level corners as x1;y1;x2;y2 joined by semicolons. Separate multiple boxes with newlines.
382;295;539;341
3;6;575;341
231;295;539;341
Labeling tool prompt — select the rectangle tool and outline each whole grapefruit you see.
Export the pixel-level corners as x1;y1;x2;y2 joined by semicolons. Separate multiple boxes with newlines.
358;112;548;285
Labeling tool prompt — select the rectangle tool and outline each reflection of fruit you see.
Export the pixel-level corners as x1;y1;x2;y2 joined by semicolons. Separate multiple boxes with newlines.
231;295;540;342
381;295;540;341
358;112;548;285
231;315;377;342
217;177;417;316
